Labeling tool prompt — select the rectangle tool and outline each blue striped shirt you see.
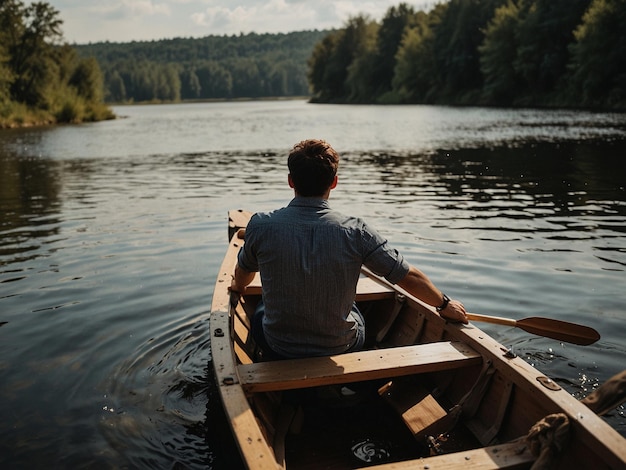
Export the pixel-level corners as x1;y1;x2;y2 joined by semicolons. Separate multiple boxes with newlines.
238;197;409;357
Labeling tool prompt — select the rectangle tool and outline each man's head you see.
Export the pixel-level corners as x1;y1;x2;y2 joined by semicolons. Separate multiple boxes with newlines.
288;139;339;197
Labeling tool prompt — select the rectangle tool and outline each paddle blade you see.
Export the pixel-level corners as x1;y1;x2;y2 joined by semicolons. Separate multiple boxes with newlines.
516;317;600;346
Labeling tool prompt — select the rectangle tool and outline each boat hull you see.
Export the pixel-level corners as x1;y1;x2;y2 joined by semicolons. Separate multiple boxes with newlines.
210;210;626;469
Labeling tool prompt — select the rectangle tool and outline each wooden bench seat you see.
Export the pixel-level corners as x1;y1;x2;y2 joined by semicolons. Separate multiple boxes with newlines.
245;273;396;301
238;341;481;393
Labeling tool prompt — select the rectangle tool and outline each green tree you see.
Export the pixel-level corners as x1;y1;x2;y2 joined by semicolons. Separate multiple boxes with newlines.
513;0;592;99
107;70;127;102
180;67;202;99
1;0;112;126
196;61;232;99
371;3;416;97
7;1;63;106
0;2;15;104
344;19;379;102
0;0;24;105
156;63;181;101
432;0;507;100
230;59;261;97
308;33;338;101
277;59;308;95
320;15;376;102
0;42;13;104
392;10;439;102
69;56;104;102
128;62;154;101
479;1;523;104
568;0;626;108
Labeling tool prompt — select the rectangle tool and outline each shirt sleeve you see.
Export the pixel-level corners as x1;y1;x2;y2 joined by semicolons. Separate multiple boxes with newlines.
237;216;260;272
360;222;410;285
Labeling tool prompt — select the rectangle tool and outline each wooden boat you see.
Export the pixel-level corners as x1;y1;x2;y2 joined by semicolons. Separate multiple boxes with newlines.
210;209;626;470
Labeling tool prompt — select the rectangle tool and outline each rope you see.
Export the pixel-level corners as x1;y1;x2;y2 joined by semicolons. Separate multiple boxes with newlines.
525;413;570;470
581;369;626;416
523;370;626;469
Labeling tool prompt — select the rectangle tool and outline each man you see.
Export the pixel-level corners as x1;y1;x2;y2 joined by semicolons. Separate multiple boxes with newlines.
230;139;468;359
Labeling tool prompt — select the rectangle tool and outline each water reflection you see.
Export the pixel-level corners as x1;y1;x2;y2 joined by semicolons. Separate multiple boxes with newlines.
0;153;62;265
340;141;626;273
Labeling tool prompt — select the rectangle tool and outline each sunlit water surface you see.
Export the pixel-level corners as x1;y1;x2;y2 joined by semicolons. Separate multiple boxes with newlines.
1;101;625;468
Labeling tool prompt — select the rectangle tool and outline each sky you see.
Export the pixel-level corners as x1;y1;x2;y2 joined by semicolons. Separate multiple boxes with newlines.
34;0;435;44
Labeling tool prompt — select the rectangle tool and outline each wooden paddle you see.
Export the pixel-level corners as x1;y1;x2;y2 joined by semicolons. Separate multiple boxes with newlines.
466;313;601;346
359;266;600;345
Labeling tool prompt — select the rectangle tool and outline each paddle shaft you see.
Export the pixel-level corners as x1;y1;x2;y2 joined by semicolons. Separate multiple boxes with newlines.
466;313;600;345
466;313;517;327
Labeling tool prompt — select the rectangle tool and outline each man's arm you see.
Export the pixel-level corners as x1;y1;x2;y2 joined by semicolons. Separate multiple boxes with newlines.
396;265;468;324
230;263;256;294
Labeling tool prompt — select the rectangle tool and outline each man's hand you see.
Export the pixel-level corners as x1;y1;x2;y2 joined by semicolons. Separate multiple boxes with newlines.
439;299;468;324
229;276;247;294
229;264;255;295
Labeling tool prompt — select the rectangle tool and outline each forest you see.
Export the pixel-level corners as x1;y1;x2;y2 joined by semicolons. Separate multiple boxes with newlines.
0;0;113;127
76;31;329;103
2;0;624;127
75;0;625;110
308;0;626;109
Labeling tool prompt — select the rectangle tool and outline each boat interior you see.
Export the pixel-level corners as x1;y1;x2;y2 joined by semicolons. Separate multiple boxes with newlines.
210;213;624;469
229;273;596;469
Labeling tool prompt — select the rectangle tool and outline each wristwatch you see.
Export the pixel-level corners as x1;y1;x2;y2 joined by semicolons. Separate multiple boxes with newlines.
436;293;450;312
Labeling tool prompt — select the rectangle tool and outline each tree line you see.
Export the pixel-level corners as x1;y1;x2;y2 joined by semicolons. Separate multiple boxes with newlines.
308;0;626;110
76;31;329;103
2;0;623;127
0;0;113;127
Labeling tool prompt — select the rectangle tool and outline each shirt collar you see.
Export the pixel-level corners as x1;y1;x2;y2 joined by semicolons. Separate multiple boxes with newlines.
288;196;330;209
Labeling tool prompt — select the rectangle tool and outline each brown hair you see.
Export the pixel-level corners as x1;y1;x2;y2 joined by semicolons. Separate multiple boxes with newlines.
287;139;339;197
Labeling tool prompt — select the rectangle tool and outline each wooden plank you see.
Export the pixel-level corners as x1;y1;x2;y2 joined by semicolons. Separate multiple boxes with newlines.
238;341;481;393
355;275;397;300
211;309;280;469
245;273;396;301
362;441;535;469
379;381;449;439
228;209;253;239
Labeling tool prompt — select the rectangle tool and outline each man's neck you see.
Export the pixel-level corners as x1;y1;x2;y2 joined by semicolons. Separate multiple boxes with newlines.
293;190;331;200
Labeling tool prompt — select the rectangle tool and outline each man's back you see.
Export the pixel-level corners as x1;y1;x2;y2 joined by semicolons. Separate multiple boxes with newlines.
238;197;408;357
230;139;467;358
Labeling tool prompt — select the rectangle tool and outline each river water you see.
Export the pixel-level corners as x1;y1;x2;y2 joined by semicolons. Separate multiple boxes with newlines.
1;100;625;468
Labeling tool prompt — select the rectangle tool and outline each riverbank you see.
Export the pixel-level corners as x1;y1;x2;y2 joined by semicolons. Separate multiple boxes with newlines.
0;96;319;129
0;101;115;129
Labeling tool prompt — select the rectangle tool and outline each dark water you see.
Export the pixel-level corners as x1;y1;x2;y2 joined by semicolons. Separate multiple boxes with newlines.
1;101;625;468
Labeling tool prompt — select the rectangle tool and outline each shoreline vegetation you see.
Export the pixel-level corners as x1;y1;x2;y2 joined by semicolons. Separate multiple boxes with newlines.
79;0;625;114
307;0;625;110
75;30;328;109
0;101;114;129
0;1;115;129
2;0;625;129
